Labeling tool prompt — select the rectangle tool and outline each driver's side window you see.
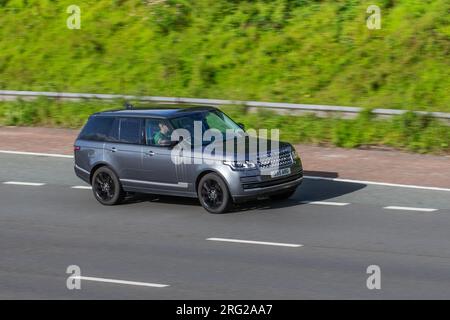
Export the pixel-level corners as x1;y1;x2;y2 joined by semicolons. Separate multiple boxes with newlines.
145;118;171;146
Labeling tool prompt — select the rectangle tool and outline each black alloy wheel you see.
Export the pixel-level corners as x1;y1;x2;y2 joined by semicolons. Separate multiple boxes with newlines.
198;173;232;214
92;166;125;205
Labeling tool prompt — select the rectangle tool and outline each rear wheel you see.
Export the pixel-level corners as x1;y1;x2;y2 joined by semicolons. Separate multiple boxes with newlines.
270;187;297;201
92;166;125;205
198;173;232;214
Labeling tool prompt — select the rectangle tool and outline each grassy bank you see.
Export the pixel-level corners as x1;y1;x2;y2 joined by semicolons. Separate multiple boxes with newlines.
0;99;448;154
1;0;449;112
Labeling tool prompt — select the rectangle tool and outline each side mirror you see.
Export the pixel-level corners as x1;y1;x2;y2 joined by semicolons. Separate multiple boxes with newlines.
238;123;245;130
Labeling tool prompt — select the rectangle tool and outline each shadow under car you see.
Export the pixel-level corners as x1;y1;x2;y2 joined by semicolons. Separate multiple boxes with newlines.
119;171;366;213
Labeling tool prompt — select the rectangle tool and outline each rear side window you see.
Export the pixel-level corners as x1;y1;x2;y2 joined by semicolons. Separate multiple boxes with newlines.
119;118;144;145
78;116;115;142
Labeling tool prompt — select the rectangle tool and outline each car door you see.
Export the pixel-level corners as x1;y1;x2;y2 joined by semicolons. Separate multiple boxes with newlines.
140;118;188;193
104;117;144;189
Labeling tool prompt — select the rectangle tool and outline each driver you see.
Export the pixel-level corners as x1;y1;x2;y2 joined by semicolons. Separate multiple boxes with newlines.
153;122;172;145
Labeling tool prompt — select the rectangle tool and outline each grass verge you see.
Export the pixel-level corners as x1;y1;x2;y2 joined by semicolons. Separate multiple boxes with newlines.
0;99;448;154
1;0;449;112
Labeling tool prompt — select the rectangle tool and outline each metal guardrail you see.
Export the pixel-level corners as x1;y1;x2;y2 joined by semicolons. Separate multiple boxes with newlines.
1;90;449;119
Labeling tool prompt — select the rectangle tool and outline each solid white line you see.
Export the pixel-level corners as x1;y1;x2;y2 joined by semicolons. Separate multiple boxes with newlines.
383;206;438;212
3;181;45;186
0;148;448;192
74;276;169;288
0;150;73;158
304;175;450;192
71;186;92;190
206;237;303;248
302;201;349;206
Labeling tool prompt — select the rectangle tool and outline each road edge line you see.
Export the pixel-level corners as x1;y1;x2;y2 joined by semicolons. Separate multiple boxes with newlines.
0;150;73;158
304;176;450;192
1;150;449;192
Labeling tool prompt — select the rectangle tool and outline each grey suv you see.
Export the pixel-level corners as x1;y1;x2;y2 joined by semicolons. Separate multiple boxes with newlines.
74;106;303;213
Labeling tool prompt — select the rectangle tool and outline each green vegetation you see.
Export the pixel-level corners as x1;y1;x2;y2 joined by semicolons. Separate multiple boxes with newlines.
225;107;450;154
0;99;448;154
0;0;449;111
0;1;448;154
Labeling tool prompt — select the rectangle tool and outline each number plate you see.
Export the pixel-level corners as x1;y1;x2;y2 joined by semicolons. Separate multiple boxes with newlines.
270;167;291;178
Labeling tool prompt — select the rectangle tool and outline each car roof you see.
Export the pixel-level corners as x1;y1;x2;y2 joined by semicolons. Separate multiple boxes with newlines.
92;105;219;119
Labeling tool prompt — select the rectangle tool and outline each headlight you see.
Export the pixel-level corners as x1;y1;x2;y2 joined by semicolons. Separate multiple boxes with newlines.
291;149;299;160
223;160;257;170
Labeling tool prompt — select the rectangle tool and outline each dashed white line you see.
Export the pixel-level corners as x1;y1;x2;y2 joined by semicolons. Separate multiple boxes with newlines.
0;150;73;159
3;181;46;186
74;276;169;288
71;186;92;190
301;201;349;206
206;237;303;248
383;206;438;213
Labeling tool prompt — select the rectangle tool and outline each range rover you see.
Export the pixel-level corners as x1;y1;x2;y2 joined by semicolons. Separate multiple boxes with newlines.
74;106;303;213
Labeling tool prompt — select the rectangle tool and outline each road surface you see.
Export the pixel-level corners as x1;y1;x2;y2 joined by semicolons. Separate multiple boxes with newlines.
0;152;449;299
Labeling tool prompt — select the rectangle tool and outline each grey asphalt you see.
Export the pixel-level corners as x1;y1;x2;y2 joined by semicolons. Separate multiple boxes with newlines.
0;153;449;299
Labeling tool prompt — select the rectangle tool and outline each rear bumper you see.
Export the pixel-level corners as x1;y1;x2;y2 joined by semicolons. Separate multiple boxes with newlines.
74;165;90;184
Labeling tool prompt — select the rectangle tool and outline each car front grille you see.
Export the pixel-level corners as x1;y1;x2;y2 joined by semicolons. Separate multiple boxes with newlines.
258;149;293;169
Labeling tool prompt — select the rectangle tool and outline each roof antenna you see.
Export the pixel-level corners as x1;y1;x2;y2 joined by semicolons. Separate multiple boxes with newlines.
124;102;134;110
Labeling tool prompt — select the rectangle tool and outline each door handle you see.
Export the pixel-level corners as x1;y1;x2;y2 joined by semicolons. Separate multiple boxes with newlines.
146;150;155;156
110;147;117;152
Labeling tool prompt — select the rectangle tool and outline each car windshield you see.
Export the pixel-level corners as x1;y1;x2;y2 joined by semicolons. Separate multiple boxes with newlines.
169;110;244;144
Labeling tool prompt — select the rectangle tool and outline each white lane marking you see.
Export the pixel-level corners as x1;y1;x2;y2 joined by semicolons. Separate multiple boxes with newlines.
74;276;169;288
3;181;45;186
206;237;303;248
1;149;448;192
302;201;349;206
0;150;73;158
71;186;92;190
383;206;438;212
304;176;450;192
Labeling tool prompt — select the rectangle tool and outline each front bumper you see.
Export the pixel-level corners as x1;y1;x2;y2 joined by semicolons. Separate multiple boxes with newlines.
225;158;303;203
232;176;303;203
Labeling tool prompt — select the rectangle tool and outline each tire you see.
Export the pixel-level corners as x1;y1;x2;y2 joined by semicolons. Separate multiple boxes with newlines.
197;173;232;214
270;187;297;201
92;166;125;206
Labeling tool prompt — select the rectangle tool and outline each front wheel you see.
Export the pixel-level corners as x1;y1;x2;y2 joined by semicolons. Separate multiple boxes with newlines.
92;166;125;205
197;173;232;214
